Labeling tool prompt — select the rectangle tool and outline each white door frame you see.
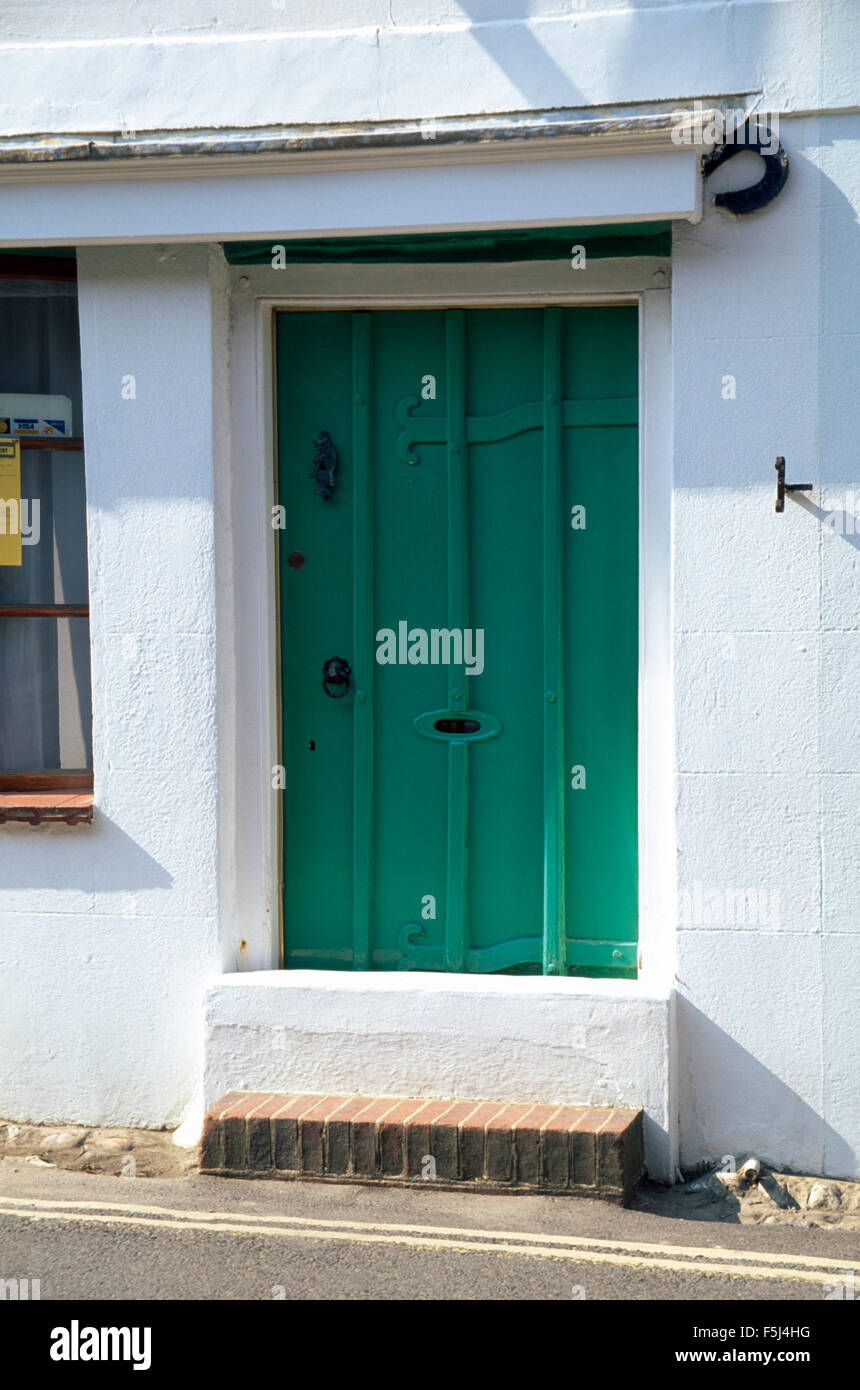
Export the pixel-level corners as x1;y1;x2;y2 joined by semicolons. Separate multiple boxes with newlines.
222;254;674;995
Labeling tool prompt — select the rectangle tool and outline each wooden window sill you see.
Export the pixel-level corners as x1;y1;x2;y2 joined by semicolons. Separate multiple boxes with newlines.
0;792;94;825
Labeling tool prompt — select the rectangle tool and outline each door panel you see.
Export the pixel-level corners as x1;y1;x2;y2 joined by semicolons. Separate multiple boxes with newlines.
276;305;638;976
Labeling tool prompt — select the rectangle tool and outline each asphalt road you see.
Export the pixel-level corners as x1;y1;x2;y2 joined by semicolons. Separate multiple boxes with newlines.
2;1159;859;1303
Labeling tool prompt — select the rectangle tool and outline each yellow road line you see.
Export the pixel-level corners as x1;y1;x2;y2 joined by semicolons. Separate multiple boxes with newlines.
0;1200;852;1285
1;1193;857;1272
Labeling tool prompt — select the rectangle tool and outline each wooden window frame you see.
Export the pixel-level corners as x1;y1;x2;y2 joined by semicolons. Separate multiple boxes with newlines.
0;425;94;811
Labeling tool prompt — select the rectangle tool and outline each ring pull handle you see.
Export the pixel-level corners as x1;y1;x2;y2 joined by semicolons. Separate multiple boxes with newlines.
322;656;352;699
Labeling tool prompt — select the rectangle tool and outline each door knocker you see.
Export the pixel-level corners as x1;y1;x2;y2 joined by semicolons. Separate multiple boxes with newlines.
322;656;352;698
310;430;337;500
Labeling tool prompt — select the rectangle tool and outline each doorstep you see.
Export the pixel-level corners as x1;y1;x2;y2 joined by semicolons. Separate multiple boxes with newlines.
199;1091;644;1204
203;971;676;1183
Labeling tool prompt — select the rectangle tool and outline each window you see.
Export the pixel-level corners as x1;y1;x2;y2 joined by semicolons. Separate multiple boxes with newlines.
0;252;92;810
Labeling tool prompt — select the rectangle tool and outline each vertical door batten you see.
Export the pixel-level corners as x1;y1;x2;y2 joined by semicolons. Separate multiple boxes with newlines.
541;307;566;975
351;312;373;969
444;308;469;973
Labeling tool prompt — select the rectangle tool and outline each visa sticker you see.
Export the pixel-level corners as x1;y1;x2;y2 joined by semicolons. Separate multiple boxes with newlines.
12;417;39;434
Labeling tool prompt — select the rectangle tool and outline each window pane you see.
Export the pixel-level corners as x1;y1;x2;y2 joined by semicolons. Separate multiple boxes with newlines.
0;617;92;771
0;276;82;426
0;265;92;776
0;271;88;607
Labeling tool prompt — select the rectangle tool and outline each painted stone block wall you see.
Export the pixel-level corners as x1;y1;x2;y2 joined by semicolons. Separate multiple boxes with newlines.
0;2;853;135
0;245;226;1127
673;115;860;1177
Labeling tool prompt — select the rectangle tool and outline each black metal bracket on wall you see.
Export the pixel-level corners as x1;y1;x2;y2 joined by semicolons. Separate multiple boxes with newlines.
774;456;813;513
703;122;789;215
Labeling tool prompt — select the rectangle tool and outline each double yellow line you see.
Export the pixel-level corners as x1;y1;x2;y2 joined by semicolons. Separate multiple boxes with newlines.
2;1194;856;1286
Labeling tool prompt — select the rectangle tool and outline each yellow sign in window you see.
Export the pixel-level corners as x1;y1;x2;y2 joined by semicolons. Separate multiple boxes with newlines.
0;438;23;566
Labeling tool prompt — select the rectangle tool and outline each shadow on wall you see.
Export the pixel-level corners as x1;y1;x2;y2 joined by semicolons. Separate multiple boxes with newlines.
0;817;172;893
794;492;860;550
677;999;855;1181
451;0;796;120
456;1;585;109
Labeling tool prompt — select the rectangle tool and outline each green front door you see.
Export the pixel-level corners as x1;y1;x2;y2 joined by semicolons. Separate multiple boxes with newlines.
276;306;638;977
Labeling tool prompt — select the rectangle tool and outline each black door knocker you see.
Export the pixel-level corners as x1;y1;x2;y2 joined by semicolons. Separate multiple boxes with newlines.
322;656;352;698
310;430;337;500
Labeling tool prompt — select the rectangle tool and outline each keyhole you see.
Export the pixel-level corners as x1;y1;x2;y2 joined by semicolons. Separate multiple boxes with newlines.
308;740;316;751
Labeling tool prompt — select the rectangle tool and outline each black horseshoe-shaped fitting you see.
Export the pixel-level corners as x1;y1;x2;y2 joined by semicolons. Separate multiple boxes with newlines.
703;124;789;215
322;656;352;698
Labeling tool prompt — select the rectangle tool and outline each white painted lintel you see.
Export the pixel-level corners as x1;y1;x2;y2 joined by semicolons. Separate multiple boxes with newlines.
0;150;700;246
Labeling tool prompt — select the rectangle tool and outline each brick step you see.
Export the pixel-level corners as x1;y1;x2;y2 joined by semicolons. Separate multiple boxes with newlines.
200;1092;644;1204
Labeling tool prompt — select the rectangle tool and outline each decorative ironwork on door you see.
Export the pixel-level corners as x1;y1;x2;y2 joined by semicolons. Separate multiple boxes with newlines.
277;306;639;977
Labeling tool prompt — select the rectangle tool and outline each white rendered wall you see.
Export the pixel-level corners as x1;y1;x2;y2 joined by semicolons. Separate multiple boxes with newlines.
0;245;227;1128
673;115;860;1179
0;1;854;134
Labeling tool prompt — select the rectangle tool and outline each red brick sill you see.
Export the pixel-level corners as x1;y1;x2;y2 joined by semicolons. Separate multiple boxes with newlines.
0;792;94;825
